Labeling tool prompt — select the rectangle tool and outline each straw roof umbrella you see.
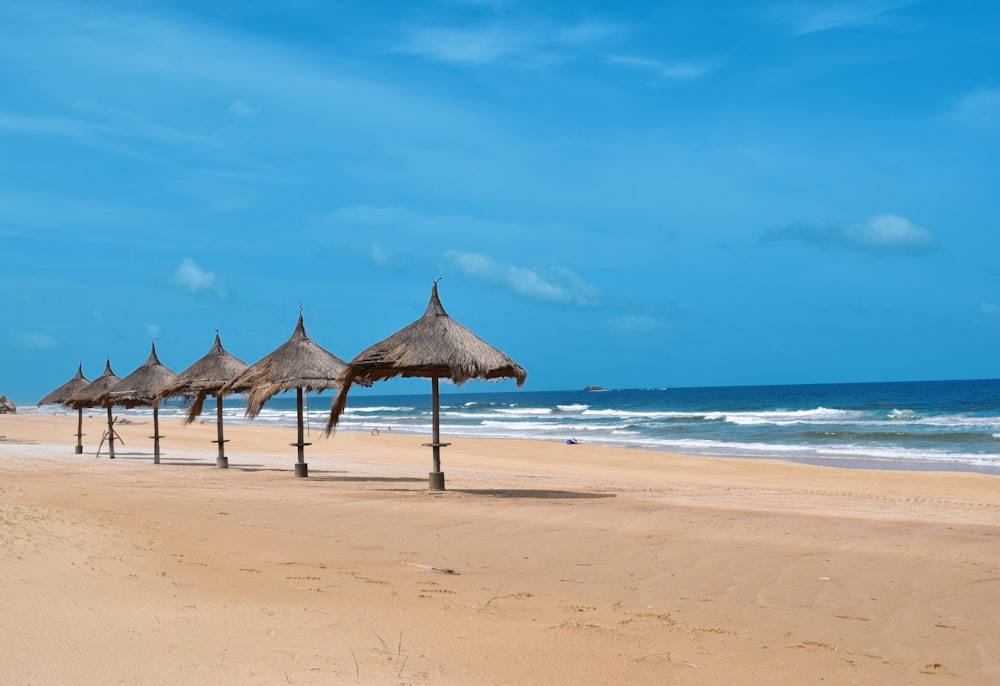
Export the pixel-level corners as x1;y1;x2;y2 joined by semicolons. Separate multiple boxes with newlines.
67;359;121;458
325;281;527;491
154;332;248;469
223;312;350;477
97;342;177;464
37;362;90;454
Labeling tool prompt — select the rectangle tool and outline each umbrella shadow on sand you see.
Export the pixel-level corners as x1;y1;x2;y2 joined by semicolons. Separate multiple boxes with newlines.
234;466;348;476
305;474;428;484
112;453;258;468
452;489;616;500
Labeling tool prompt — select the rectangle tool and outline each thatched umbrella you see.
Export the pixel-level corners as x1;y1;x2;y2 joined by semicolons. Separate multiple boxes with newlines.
98;342;177;464
38;362;90;454
67;359;121;458
154;332;248;469
324;281;527;491
223;312;350;477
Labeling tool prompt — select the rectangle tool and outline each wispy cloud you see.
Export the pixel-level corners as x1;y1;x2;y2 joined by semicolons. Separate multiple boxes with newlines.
396;19;629;68
229;100;260;117
369;242;392;266
442;0;507;8
608;314;669;334
766;1;913;36
13;330;60;350
0;103;217;159
0;110;108;138
174;258;226;296
607;55;713;80
398;25;535;65
555;21;626;46
946;88;1000;131
445;250;599;306
0;3;460;141
397;17;712;83
761;214;940;255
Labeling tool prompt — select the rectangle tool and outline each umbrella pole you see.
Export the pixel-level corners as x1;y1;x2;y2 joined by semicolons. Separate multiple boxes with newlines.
106;405;116;459
292;387;311;478
424;376;449;492
152;404;162;464
75;408;84;454
215;395;229;469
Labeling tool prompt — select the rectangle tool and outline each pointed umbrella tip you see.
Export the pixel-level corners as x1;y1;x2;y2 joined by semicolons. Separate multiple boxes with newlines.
148;340;162;365
427;279;448;317
292;311;309;339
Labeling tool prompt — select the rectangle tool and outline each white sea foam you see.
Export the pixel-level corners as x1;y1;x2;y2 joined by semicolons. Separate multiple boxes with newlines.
583;408;711;420
479;420;575;430
497;407;553;416
719;408;868;426
345;406;414;413
917;414;1000;429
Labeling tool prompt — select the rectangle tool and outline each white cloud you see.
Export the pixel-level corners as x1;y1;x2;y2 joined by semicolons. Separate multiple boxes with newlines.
445;250;599;306
442;0;507;8
947;88;1000;131
174;258;225;296
397;19;628;68
762;214;939;255
608;55;712;80
0;110;108;138
229;100;260;117
767;1;913;36
844;214;937;251
399;26;532;65
450;250;504;279
13;331;60;349
0;3;462;142
609;314;669;334
370;242;392;266
555;21;627;46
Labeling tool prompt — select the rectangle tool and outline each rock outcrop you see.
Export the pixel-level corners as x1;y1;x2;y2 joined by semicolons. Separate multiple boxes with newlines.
0;395;16;413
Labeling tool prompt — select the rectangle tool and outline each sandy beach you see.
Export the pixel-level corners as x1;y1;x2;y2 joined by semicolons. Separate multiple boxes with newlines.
1;412;998;685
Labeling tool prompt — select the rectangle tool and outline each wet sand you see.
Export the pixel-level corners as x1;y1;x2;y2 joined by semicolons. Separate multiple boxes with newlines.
2;412;999;685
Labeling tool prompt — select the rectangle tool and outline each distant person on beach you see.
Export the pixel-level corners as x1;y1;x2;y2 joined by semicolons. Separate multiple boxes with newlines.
566;438;579;445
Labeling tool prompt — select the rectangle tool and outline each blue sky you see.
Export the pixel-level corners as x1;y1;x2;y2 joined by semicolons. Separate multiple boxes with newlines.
4;0;1000;403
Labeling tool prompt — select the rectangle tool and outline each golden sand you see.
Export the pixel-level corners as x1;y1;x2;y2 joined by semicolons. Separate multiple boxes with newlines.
2;412;998;685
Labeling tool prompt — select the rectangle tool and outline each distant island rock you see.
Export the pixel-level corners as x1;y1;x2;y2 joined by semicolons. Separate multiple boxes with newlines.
0;395;16;414
583;386;605;392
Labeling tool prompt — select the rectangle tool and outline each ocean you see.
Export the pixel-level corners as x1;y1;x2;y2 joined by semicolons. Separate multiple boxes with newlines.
30;378;1000;475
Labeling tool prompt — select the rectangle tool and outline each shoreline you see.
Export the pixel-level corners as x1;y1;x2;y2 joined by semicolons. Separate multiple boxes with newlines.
2;413;1000;684
18;402;1000;476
